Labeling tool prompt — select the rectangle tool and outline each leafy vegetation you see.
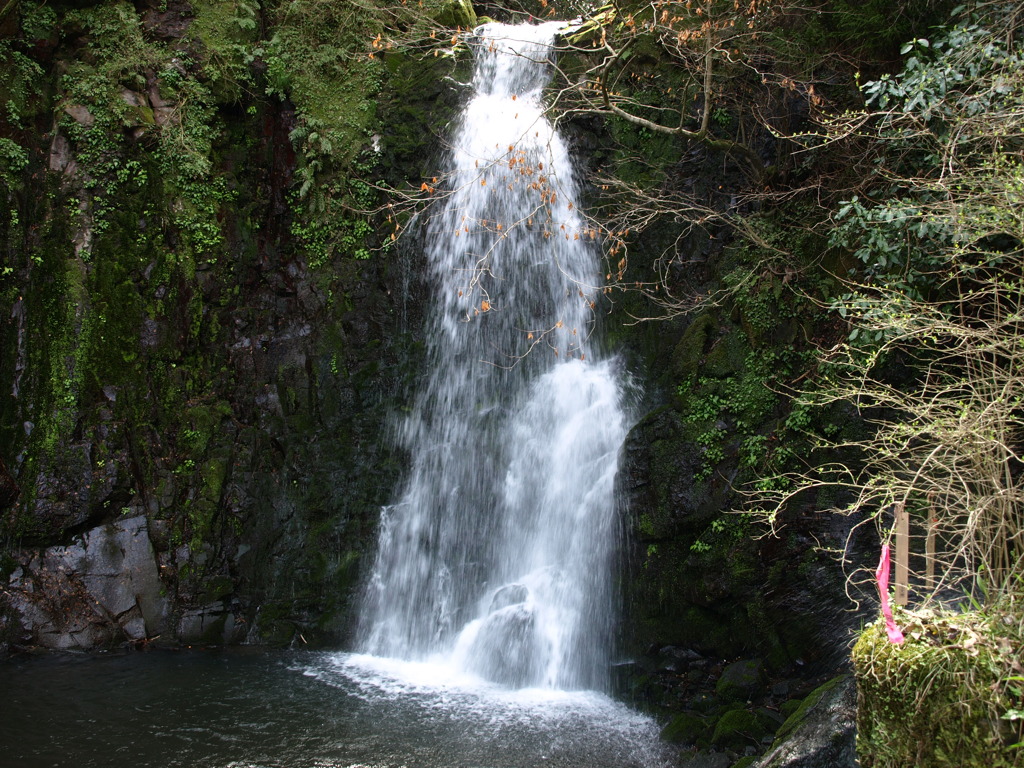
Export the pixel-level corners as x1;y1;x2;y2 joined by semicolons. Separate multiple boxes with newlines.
715;5;1024;762
753;2;1024;605
553;1;1022;760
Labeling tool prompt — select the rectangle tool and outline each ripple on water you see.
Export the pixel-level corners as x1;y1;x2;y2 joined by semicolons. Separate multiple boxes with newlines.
291;651;677;768
0;649;675;768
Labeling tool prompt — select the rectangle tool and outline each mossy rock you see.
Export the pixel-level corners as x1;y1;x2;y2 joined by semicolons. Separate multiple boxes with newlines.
710;707;775;750
779;698;802;720
702;327;750;379
716;658;764;702
199;574;234;603
661;711;712;746
773;674;847;746
756;674;856;768
853;616;1023;768
672;313;717;379
431;0;477;28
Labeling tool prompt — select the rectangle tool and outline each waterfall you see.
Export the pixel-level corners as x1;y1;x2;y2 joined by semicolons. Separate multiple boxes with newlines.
357;21;629;692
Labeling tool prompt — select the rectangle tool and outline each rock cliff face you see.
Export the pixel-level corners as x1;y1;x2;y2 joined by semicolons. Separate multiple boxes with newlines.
0;0;470;649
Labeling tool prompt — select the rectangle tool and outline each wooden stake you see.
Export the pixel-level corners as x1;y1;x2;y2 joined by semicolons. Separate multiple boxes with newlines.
926;506;937;591
894;501;909;605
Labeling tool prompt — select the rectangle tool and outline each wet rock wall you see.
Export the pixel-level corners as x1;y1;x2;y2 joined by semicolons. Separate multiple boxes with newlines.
0;0;465;651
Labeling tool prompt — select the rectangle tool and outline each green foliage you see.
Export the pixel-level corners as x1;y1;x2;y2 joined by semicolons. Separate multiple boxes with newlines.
677;348;801;481
746;1;1024;624
0;138;29;188
831;196;953;295
4;0;243;526
832;8;1024;299
189;0;261;101
812;0;956;58
863;17;1024;121
257;0;387;156
248;0;427;268
20;0;57;41
287;107;381;265
56;2;231;253
689;513;750;554
0;50;42;128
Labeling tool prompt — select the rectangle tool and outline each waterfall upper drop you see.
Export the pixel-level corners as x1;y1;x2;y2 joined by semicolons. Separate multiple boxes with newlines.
357;21;629;692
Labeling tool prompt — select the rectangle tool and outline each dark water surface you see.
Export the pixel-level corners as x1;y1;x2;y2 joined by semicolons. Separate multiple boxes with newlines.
0;649;674;768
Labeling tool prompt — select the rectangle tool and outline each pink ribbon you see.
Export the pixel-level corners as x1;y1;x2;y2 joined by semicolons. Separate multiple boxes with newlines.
876;544;905;644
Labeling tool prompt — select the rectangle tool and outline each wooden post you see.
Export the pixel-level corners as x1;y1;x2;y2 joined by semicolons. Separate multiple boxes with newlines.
894;501;910;605
926;505;937;592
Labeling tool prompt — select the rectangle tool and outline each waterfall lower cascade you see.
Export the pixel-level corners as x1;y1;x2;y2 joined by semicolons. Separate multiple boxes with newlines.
357;21;629;692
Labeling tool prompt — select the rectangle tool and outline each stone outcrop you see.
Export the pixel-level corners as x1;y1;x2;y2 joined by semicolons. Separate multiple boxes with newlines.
5;516;168;649
752;675;857;768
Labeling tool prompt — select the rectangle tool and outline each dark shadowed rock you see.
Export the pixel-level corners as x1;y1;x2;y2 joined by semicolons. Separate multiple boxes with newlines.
716;658;765;702
751;675;857;768
679;751;730;768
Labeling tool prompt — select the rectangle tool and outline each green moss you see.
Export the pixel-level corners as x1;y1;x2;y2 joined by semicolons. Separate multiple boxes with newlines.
661;711;711;746
716;658;764;702
430;0;477;28
201;457;228;502
671;313;717;380
779;698;802;720
702;328;750;379
710;707;775;749
772;674;848;746
853;614;1022;768
674;344;797;483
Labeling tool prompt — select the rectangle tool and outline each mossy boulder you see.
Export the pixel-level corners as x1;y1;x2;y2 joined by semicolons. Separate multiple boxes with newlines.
754;674;856;768
852;614;1023;768
672;313;717;379
432;0;477;28
710;707;776;750
716;658;765;702
661;711;712;746
778;698;802;720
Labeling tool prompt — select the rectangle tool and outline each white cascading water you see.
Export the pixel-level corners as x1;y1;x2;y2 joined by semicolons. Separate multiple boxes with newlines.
357;21;629;692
